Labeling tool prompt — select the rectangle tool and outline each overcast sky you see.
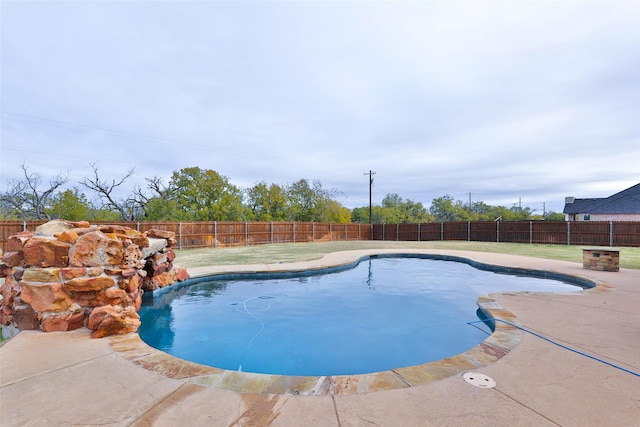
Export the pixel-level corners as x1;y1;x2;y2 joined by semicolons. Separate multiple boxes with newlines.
1;1;638;215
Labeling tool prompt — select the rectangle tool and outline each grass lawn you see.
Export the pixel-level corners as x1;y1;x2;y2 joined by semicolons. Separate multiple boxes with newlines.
175;240;640;270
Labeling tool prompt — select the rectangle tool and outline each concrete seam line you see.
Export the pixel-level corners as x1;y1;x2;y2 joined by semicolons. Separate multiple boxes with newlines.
0;352;112;388
495;388;562;427
331;395;342;427
129;383;195;425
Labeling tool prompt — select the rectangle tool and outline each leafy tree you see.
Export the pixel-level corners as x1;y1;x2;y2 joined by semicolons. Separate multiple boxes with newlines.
381;193;403;208
245;182;288;221
544;211;565;221
4;162;551;224
507;205;535;221
325;200;352;223
169;167;244;221
402;198;433;223
380;193;404;223
371;205;387;223
46;188;91;220
352;205;390;224
88;207;122;221
285;179;316;221
352;194;432;224
380;193;432;223
428;195;472;222
483;205;512;221
351;206;369;223
285;179;348;222
143;197;185;221
352;205;387;223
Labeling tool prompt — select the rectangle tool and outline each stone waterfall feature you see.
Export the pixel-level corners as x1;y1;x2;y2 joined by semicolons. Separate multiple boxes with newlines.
0;220;189;338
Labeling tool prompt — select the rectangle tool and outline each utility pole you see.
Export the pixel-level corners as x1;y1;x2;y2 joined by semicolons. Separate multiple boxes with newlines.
364;170;376;224
467;192;474;211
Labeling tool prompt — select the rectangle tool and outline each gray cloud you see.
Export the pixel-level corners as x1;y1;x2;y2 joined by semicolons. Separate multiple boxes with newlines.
1;1;638;214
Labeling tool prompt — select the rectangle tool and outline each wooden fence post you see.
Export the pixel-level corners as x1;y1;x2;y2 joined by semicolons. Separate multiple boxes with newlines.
530;221;533;244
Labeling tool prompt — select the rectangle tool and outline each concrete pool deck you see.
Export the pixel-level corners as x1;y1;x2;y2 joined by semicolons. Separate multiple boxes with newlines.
1;249;639;426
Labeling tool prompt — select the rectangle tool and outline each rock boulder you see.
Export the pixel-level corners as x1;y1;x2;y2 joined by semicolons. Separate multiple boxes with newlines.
0;220;189;338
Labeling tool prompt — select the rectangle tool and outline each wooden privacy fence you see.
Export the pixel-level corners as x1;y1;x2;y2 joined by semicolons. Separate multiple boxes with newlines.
0;221;371;252
1;220;639;252
372;221;640;247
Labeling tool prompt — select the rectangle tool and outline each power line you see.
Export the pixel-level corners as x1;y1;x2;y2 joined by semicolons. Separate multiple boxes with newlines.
0;110;284;161
1;111;182;145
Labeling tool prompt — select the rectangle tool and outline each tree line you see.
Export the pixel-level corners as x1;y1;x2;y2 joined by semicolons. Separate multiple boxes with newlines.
0;164;564;223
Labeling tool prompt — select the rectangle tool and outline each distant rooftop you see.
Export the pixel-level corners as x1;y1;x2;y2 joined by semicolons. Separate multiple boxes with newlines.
563;183;640;214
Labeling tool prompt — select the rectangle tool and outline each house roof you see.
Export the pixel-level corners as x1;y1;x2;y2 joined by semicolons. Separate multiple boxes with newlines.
563;183;640;214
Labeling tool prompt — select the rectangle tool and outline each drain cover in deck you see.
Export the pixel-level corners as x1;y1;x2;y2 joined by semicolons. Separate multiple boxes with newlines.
463;372;496;388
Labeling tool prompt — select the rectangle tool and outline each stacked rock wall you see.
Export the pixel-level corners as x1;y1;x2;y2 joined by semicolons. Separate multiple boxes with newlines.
0;220;188;338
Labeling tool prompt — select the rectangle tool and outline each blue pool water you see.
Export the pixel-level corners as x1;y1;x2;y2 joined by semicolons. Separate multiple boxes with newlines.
138;256;584;376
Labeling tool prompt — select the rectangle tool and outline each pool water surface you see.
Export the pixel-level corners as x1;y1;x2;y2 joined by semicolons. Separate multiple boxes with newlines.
138;256;582;376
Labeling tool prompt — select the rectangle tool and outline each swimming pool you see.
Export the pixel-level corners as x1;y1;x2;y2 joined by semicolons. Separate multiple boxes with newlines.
138;254;588;376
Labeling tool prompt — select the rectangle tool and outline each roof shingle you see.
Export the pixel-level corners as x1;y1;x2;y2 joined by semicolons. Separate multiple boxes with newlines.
563;183;640;214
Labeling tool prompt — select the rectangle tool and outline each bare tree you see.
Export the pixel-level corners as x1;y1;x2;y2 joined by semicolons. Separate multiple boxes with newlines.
145;176;174;199
0;164;68;220
130;184;148;214
128;176;174;218
81;163;138;220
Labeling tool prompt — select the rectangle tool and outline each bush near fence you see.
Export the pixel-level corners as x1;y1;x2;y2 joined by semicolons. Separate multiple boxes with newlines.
1;220;638;252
